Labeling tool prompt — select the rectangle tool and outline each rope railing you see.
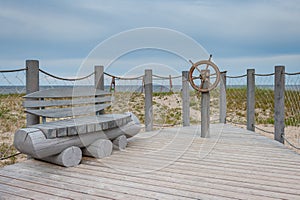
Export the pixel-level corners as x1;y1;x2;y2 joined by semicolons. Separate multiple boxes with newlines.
104;72;144;80
152;74;182;80
0;152;22;161
0;68;27;73
226;74;247;78
39;68;94;81
254;125;274;134
282;135;300;150
285;71;300;76
104;72;182;80
254;73;275;76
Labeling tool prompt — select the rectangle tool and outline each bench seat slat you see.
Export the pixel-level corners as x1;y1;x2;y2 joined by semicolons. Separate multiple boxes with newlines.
29;114;132;138
24;87;110;98
23;96;114;108
25;104;111;118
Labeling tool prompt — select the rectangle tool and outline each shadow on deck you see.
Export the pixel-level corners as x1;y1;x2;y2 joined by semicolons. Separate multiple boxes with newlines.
0;124;300;199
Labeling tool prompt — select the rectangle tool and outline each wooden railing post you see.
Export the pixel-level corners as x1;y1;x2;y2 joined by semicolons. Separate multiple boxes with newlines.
182;71;190;126
26;60;39;126
95;65;104;115
247;69;255;131
201;70;210;138
274;66;285;144
94;65;104;90
144;69;153;131
219;71;227;123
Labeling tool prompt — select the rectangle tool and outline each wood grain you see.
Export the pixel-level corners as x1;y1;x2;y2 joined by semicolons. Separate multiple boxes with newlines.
4;124;300;199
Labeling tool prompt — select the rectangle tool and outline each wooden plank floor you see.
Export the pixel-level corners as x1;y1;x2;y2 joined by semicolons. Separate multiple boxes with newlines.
1;124;300;199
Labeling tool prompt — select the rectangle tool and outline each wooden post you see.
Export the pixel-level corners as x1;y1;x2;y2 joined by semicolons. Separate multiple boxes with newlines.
274;66;285;144
94;65;104;90
182;71;190;126
169;75;173;92
247;69;255;131
26;60;39;126
219;71;227;123
144;69;153;131
95;65;104;115
201;70;210;138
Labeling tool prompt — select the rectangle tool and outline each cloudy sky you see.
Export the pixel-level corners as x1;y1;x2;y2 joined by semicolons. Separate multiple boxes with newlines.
0;0;299;78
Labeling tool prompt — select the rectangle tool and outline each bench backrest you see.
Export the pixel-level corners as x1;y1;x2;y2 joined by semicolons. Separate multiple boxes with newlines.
23;87;112;121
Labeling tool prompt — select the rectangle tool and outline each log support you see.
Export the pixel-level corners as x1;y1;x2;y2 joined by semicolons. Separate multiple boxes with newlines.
82;139;113;158
113;135;128;150
41;146;82;167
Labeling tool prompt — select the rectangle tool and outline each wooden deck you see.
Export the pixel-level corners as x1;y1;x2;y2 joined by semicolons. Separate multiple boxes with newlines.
1;124;300;199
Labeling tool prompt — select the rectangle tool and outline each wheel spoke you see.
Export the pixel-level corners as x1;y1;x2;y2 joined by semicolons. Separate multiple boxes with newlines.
205;64;209;70
195;66;202;73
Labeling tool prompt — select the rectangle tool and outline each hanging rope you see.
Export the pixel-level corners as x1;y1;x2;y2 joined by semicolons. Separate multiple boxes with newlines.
152;74;182;80
254;73;275;76
282;135;300;150
104;72;144;80
39;69;94;81
285;72;300;75
226;74;247;78
254;125;274;134
0;68;27;73
0;152;22;160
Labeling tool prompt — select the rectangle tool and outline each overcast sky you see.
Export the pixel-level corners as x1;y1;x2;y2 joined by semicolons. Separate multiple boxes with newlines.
0;0;299;78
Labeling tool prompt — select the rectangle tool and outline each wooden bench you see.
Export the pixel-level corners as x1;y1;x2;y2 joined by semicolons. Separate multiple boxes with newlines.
14;87;141;167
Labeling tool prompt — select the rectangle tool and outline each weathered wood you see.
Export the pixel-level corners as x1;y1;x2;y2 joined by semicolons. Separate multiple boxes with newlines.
201;70;210;138
24;87;110;98
23;96;113;108
219;71;227;123
41;146;82;167
25;103;111;118
247;69;255;131
5;124;300;199
26;60;39;126
144;69;153;131
82;139;113;158
13;128;42;154
94;65;104;90
274;66;285;144
95;65;105;115
113;135;128;150
182;71;190;126
17;61;141;167
14;120;141;159
28;114;132;138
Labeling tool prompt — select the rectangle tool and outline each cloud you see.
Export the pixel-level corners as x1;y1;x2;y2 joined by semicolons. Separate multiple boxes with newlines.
0;1;106;41
216;53;300;75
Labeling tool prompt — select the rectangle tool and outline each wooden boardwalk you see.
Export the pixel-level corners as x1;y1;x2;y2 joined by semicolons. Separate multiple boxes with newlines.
0;124;300;199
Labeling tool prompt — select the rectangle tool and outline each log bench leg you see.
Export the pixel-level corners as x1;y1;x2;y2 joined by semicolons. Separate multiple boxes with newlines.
40;146;82;167
82;139;113;158
113;135;127;150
